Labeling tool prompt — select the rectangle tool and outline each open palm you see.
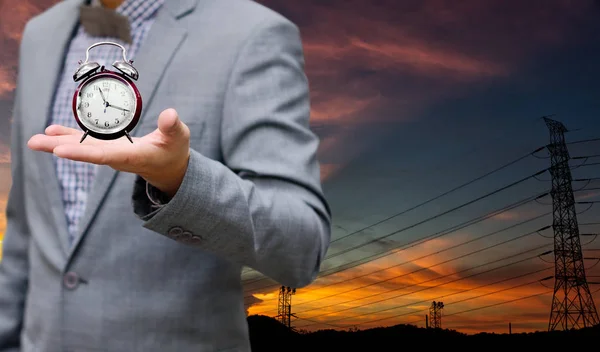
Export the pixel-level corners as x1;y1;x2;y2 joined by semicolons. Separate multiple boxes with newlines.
28;108;191;197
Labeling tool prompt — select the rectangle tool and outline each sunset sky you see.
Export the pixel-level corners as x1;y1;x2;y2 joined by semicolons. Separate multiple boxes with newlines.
1;0;600;335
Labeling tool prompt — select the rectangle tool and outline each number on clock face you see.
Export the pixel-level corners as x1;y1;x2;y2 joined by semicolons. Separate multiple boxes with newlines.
76;77;136;134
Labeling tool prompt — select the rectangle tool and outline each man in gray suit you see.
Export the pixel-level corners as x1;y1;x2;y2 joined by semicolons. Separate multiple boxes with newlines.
1;0;331;350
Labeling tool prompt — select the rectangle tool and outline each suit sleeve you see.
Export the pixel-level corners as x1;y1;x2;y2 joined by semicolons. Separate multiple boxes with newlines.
132;17;332;288
0;45;30;351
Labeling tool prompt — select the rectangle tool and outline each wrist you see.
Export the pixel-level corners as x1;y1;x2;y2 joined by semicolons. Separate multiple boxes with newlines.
144;151;190;198
146;181;171;206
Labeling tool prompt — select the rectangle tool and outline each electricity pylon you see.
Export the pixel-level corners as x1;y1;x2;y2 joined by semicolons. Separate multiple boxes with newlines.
429;301;444;329
277;286;296;328
544;116;599;331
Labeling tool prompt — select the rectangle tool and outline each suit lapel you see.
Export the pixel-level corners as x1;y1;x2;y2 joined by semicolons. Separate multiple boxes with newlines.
67;1;193;258
23;0;84;257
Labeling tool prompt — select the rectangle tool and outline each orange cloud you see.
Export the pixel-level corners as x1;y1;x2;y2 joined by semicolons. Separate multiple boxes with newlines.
304;37;505;81
0;1;58;99
0;163;10;242
0;67;16;99
492;211;522;221
282;270;554;333
491;208;550;221
0;1;44;41
245;189;555;333
309;93;381;123
0;0;61;100
576;190;600;201
0;197;6;240
246;233;552;331
0;143;10;164
349;38;504;78
319;163;342;183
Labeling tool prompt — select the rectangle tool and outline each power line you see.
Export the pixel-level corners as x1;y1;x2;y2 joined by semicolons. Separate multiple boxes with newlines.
572;154;600;159
575;177;600;181
444;290;552;318
322;168;548;262
420;291;552;329
298;290;553;330
242;125;548;275
575;187;600;193
287;129;600;332
355;279;550;328
243;191;549;297
292;245;550;317
295;267;552;328
567;137;600;145
244;162;589;299
291;241;550;316
243;188;540;289
326;147;545;246
253;219;550;315
241;144;548;276
293;247;551;321
243;191;548;299
575;162;600;168
400;291;554;327
293;215;549;307
293;316;344;330
283;129;598;332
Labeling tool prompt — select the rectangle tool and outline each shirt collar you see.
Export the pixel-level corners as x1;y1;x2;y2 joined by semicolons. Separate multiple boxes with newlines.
92;0;165;29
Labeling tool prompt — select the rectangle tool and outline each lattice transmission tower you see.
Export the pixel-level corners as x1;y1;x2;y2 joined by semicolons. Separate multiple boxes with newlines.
544;116;599;331
429;301;444;329
277;286;296;328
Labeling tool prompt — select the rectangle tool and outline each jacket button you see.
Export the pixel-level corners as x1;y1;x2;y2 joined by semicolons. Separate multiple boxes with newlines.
63;272;80;290
168;226;183;239
180;231;193;243
190;235;202;244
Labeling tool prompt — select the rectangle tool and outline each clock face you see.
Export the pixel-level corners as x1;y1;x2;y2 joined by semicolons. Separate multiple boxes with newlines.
75;75;138;134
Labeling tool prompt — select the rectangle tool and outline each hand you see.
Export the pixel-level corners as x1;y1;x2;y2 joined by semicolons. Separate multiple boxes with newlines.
27;108;191;198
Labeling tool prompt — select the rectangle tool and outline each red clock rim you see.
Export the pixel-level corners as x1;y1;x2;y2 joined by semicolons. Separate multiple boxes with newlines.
71;69;143;140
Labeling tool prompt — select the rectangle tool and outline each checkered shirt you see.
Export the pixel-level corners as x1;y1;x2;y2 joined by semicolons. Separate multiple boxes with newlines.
49;0;164;244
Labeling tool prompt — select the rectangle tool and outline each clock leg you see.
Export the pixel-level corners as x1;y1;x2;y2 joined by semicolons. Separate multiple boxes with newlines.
124;130;133;143
80;130;89;143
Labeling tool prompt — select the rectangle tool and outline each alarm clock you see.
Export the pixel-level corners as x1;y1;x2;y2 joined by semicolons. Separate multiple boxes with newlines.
72;41;142;143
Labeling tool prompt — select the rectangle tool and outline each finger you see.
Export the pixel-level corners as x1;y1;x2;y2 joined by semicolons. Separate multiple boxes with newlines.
27;134;83;153
45;124;82;136
52;144;105;164
53;142;141;169
157;108;189;139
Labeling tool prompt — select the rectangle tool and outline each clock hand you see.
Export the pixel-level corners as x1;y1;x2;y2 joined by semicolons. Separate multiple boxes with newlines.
98;89;108;113
106;103;130;112
98;88;106;103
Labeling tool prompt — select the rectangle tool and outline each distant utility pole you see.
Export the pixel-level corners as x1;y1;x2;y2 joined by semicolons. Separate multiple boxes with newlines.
429;301;444;329
544;117;600;331
277;286;296;328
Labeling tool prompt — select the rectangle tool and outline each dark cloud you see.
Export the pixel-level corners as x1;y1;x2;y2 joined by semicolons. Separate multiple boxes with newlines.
257;0;599;185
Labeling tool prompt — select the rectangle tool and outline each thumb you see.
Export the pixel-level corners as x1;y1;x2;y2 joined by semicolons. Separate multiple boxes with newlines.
157;108;187;138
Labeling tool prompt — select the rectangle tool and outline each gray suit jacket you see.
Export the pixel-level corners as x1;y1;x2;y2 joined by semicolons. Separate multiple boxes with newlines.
0;0;331;350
